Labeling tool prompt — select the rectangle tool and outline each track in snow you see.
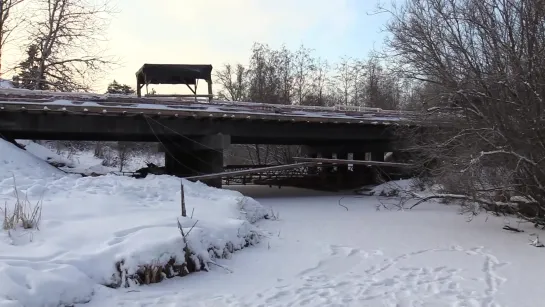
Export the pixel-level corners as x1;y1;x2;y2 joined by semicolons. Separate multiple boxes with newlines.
205;244;508;307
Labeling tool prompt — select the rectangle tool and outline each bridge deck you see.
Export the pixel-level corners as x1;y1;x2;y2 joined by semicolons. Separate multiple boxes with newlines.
0;88;418;126
0;88;447;143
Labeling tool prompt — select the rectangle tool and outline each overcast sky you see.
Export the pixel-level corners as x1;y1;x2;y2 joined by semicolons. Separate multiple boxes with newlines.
6;0;392;93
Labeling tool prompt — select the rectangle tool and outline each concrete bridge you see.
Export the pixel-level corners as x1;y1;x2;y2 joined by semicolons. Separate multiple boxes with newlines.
0;88;429;187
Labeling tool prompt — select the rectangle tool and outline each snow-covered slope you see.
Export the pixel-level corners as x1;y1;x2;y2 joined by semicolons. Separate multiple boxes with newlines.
14;140;164;175
16;140;75;168
0;139;269;307
0;139;65;187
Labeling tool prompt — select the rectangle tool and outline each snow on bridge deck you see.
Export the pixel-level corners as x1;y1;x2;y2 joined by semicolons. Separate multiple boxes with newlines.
0;88;422;126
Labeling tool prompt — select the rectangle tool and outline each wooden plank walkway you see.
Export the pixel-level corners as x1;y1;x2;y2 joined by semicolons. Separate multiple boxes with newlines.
184;158;414;182
184;162;317;181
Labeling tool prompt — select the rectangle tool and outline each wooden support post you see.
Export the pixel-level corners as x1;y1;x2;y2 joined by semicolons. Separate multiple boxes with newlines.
207;79;213;102
181;182;187;217
370;152;385;162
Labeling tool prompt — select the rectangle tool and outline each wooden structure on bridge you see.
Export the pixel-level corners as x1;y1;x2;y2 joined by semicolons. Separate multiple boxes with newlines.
185;158;414;190
135;64;214;100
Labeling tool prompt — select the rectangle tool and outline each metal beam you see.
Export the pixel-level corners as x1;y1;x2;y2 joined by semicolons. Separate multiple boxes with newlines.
0;111;394;143
292;157;414;168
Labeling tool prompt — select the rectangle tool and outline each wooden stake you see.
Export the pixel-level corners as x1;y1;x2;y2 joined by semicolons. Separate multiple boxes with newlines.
181;182;187;217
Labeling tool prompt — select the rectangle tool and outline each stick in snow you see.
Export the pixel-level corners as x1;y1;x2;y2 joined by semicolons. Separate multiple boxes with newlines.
181;182;187;217
208;261;233;273
337;196;349;211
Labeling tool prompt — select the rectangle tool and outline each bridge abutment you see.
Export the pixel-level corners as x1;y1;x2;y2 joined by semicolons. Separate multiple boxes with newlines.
163;134;230;188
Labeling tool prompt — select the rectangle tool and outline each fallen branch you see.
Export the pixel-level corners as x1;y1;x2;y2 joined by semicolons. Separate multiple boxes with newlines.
337;196;349;211
208;261;233;273
503;225;524;232
408;192;499;210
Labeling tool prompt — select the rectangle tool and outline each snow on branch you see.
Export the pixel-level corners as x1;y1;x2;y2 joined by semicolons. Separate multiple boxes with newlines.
473;151;538;167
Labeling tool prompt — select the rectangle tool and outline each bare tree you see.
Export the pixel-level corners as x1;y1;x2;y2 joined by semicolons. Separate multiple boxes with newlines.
276;46;293;104
13;0;115;91
387;0;545;226
117;141;132;172
292;45;315;105
302;58;330;106
332;57;354;106
215;63;248;101
0;0;25;76
247;43;282;104
364;55;402;110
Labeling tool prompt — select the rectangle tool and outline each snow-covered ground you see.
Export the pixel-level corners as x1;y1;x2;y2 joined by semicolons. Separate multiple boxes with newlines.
55;149;164;175
17;140;164;175
86;186;545;307
2;139;544;306
0;139;268;307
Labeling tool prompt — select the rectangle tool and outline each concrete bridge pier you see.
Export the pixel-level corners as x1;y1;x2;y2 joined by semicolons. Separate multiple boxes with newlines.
370;152;385;162
164;134;230;188
352;152;367;176
337;152;349;174
352;151;386;185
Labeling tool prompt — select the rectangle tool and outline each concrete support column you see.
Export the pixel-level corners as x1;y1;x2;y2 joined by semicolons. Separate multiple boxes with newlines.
321;152;334;173
370;152;385;162
164;134;230;188
353;152;367;175
302;146;319;174
308;152;318;174
337;152;349;174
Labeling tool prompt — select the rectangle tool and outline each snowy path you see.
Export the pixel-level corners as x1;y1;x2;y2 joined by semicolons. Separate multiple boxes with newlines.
87;186;545;307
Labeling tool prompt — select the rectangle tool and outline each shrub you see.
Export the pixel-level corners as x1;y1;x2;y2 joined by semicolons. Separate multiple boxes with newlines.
2;182;42;231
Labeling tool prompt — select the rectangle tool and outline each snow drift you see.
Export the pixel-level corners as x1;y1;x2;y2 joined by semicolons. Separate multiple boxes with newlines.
0;139;269;307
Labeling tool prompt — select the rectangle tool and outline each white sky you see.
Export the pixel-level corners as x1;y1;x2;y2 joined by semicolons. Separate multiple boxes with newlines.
3;0;391;94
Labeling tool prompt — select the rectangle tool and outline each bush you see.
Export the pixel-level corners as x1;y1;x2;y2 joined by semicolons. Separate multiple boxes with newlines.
2;181;42;231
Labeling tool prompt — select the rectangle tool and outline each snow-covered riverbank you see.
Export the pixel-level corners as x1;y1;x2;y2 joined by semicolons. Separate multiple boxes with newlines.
89;185;545;307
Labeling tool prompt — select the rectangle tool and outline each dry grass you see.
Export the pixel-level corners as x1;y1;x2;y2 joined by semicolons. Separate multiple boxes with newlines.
111;229;261;288
1;178;43;231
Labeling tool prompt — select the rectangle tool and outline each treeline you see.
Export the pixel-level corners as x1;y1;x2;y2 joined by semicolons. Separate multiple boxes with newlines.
215;43;414;110
388;0;545;227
